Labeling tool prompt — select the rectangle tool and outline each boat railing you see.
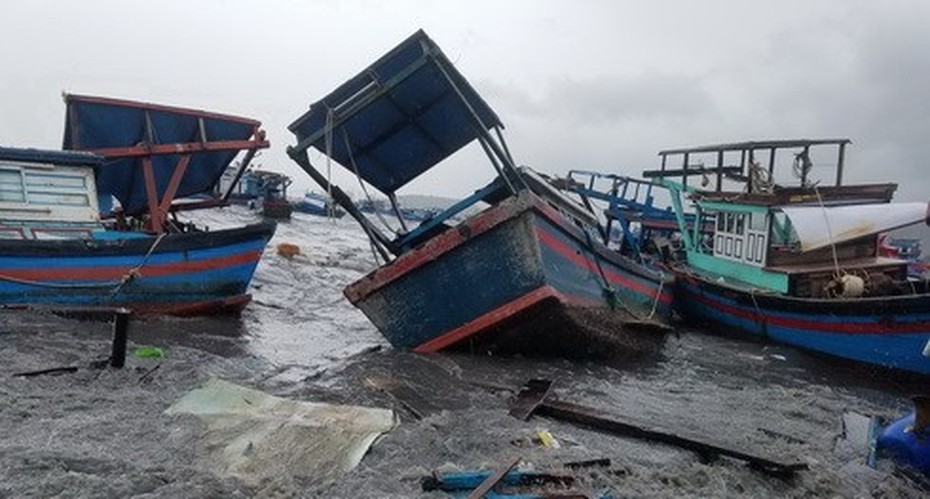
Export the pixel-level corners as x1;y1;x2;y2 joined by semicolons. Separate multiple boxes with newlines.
644;139;852;194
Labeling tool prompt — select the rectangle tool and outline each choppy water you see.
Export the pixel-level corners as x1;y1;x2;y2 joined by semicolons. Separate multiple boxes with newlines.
1;205;927;497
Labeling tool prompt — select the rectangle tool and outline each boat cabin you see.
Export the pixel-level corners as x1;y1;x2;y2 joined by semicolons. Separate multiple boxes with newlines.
648;139;926;298
0;147;105;240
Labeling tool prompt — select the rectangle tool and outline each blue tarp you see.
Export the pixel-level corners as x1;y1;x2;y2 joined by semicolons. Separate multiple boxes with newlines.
63;94;260;215
288;30;503;195
0;146;104;167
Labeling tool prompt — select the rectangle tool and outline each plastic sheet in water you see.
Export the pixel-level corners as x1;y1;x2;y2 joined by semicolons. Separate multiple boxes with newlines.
166;378;395;483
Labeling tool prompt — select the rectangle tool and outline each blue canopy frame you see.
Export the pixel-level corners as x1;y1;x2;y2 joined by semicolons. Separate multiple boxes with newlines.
287;30;522;260
63;94;269;232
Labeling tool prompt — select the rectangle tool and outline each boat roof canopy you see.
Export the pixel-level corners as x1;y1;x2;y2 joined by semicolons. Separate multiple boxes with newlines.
780;202;929;253
63;94;267;216
0;146;104;167
288;29;503;195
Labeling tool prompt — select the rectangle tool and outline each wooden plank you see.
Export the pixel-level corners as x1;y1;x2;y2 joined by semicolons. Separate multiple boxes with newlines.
508;378;552;421
365;377;442;420
467;454;521;499
13;366;78;377
538;399;806;476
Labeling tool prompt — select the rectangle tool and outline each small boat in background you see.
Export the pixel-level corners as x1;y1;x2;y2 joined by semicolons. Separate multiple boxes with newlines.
651;139;930;376
293;191;345;218
220;168;293;219
0;94;275;316
286;30;673;356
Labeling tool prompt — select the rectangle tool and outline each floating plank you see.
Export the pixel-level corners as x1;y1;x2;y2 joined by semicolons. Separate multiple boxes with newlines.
537;399;806;477
467;454;522;499
509;378;553;421
366;376;442;420
13;366;79;377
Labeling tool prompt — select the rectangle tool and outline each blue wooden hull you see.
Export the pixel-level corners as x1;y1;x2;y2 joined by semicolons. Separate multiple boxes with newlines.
345;193;673;354
0;222;275;316
675;274;930;376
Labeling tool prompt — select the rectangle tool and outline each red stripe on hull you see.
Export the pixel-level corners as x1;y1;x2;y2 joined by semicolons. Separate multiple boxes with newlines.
0;250;262;282
347;194;537;302
534;226;672;304
683;284;930;335
414;286;563;353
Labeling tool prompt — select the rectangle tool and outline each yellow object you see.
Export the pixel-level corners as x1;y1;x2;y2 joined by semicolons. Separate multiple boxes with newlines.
536;429;560;448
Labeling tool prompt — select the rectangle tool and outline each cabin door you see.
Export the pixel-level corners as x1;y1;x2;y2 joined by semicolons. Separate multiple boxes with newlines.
744;213;768;266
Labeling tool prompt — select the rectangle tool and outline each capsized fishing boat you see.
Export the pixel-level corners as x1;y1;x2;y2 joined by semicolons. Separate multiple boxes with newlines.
651;139;930;376
0;95;276;316
286;30;673;356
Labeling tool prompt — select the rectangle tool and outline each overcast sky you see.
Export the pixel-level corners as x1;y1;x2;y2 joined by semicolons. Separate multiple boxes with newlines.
2;0;929;202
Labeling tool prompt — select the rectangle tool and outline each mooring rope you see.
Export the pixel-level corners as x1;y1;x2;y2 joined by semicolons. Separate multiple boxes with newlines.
0;231;169;293
111;231;168;295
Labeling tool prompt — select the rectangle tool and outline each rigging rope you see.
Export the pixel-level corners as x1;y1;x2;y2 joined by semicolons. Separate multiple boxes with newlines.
342;127;396;234
813;185;841;278
324;109;335;222
0;231;168;293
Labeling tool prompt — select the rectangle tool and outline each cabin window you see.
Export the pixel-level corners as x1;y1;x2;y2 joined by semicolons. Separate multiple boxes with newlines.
716;214;724;232
725;237;733;256
747;234;756;260
725;213;735;233
715;234;723;253
0;168;26;203
736;214;745;235
735;238;743;258
749;213;766;231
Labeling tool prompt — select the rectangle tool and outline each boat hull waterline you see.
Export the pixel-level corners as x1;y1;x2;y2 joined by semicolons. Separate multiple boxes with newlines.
345;193;673;355
676;274;930;375
0;222;275;316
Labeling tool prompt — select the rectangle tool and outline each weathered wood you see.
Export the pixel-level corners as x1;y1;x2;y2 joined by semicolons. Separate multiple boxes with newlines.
366;377;442;420
467;454;521;499
538;399;806;477
508;378;552;421
13;366;78;377
110;308;131;368
563;458;611;469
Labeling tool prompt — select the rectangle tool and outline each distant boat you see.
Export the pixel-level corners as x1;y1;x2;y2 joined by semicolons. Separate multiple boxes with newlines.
652;139;930;376
286;30;672;356
293;191;345;218
0;94;276;316
221;168;293;220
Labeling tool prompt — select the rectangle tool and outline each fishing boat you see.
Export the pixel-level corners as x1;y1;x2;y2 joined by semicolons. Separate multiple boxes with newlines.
220;168;293;219
650;139;930;376
286;30;672;356
0;94;276;316
293;191;345;218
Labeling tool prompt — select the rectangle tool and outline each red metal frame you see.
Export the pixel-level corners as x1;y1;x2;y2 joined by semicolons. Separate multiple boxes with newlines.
89;137;268;159
66;94;270;232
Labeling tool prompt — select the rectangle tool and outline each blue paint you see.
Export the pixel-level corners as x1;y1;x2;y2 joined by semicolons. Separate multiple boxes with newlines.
63;95;259;216
0;224;274;312
677;279;930;375
356;202;671;351
877;412;930;475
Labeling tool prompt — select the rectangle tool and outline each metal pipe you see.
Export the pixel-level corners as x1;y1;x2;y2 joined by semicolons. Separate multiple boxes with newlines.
287;147;395;260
